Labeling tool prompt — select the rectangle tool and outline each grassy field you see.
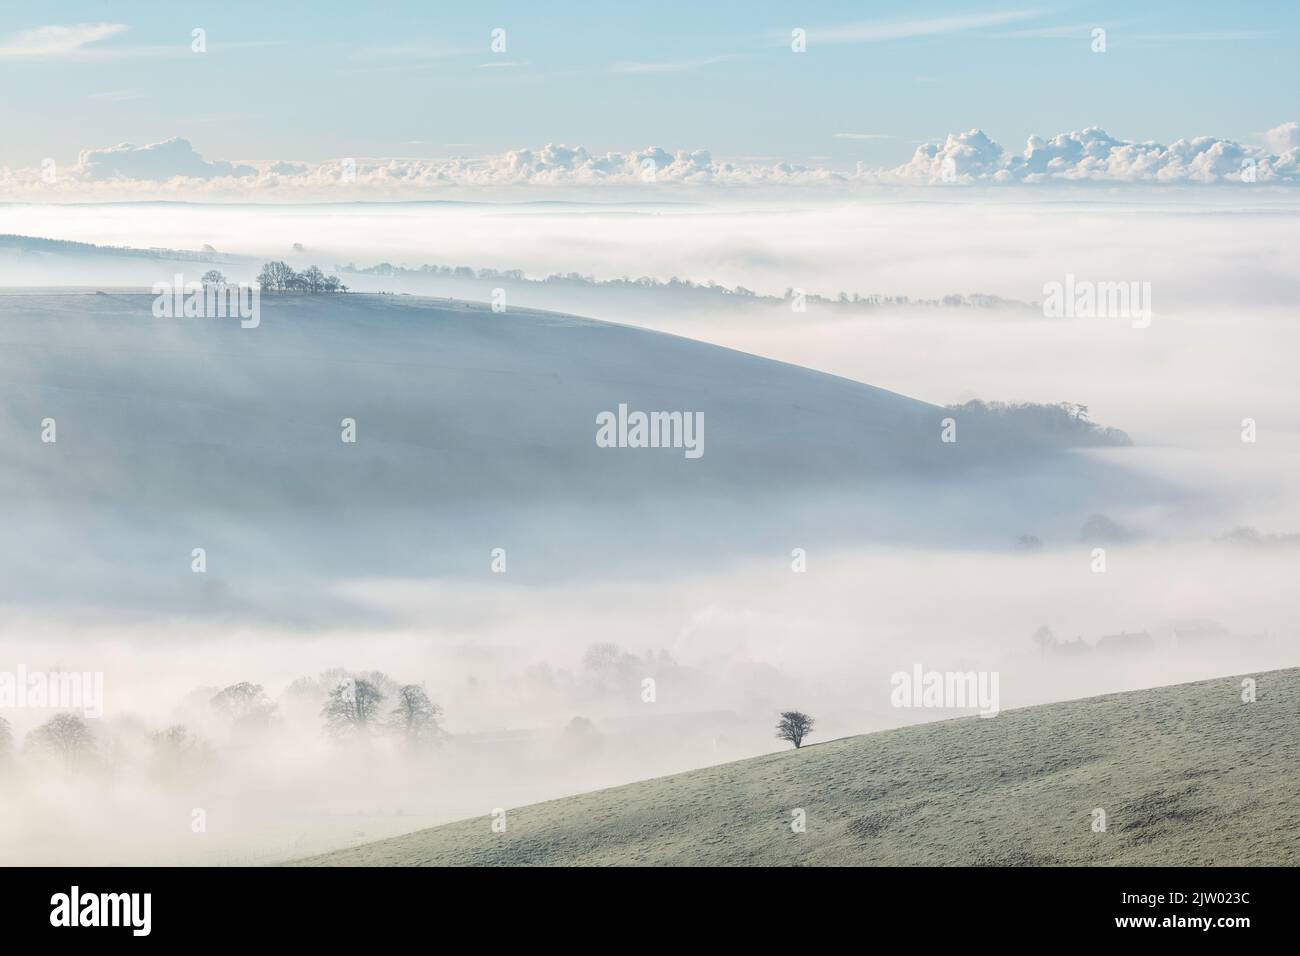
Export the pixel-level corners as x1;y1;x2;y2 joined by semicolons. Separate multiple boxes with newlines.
295;668;1298;866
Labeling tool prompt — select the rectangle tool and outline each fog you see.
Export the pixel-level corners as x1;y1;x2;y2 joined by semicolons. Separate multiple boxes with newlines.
0;195;1297;864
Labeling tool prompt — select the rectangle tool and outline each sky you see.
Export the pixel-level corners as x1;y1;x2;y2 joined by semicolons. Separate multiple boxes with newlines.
0;0;1297;179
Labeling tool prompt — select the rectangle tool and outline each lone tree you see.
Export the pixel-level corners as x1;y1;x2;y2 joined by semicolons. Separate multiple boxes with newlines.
26;713;96;768
200;269;226;287
322;677;385;737
389;685;443;748
775;711;815;749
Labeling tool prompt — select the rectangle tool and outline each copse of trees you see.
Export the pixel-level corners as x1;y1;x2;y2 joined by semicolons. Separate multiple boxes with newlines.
256;261;348;294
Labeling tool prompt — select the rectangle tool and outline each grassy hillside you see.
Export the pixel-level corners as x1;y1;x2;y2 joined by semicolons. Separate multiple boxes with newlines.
296;668;1299;866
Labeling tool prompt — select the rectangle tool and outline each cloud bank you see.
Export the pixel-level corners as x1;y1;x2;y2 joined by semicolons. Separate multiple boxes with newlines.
3;124;1298;198
75;137;255;181
898;125;1300;184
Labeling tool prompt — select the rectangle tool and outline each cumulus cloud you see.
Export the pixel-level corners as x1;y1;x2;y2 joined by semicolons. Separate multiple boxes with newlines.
892;123;1300;184
4;125;1299;200
1263;121;1300;154
75;138;255;181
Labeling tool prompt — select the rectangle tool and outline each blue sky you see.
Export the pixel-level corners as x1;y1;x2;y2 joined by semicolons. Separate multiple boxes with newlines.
1;1;1297;170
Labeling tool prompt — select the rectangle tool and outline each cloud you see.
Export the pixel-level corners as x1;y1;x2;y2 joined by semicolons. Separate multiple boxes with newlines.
1132;31;1273;41
998;23;1101;39
89;89;145;102
0;22;125;59
5;126;1300;199
1263;121;1300;153
75;138;255;181
892;125;1300;184
808;10;1041;44
613;54;744;74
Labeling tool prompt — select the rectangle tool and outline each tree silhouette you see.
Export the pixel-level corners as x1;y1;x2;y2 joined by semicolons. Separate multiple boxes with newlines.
775;711;816;749
389;684;443;748
26;713;95;768
322;677;385;736
211;681;275;731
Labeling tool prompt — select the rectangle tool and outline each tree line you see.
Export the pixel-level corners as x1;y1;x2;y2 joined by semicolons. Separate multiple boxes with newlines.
0;671;442;776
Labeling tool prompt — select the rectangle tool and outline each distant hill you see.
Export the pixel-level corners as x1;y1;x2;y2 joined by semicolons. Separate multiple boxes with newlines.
294;668;1299;865
0;233;242;263
0;291;1150;618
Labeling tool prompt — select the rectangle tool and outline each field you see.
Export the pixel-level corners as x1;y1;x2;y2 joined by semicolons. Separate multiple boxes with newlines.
297;668;1299;866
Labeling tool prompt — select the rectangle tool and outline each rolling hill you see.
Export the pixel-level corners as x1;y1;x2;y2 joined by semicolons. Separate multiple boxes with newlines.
295;667;1299;866
0;291;1147;617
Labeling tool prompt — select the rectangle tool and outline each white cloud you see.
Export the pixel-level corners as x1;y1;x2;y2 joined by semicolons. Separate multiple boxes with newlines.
0;22;125;59
613;54;744;74
809;10;1041;44
89;89;145;102
1132;31;1273;41
5;125;1300;199
998;23;1100;39
75;138;255;181
892;125;1300;184
1263;121;1300;154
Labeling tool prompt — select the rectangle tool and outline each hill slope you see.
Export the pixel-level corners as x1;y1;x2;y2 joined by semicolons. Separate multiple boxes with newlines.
0;292;1146;616
296;668;1299;865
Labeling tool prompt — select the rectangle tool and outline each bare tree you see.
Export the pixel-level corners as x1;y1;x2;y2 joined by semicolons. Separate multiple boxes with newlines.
389;685;443;748
322;677;385;736
26;713;96;768
257;260;296;293
775;710;815;749
211;681;276;731
301;265;325;293
200;269;226;287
